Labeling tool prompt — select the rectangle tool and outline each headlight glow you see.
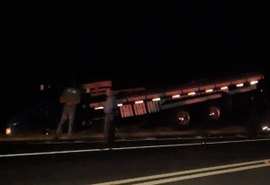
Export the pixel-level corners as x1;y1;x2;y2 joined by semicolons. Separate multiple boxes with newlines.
262;126;270;131
6;128;11;135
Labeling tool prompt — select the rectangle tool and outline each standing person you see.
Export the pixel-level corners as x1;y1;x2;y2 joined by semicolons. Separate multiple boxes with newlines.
103;88;117;144
55;86;81;139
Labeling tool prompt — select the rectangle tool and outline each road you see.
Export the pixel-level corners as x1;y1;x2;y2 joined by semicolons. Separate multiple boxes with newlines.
1;138;270;185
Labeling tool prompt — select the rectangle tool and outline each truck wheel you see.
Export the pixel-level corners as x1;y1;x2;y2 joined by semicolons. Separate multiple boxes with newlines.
172;110;191;130
208;106;221;120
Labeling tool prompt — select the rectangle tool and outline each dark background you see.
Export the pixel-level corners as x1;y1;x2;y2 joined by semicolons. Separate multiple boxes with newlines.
1;0;270;122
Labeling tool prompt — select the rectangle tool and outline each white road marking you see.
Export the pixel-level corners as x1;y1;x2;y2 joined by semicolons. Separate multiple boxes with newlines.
92;159;270;185
1;138;270;158
134;163;269;185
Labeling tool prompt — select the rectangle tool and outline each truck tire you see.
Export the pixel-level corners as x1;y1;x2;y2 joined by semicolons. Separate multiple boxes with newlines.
171;110;191;130
208;106;221;120
207;93;232;122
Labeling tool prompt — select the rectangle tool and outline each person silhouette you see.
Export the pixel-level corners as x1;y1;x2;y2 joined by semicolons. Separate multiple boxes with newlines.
55;86;81;139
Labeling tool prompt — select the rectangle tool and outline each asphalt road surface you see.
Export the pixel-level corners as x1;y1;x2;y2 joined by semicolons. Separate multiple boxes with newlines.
1;138;270;185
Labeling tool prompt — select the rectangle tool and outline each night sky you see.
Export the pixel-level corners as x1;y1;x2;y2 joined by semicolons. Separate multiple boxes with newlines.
1;1;270;120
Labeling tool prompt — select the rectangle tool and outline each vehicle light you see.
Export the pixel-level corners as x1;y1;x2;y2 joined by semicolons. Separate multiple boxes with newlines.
178;117;185;121
94;106;104;110
236;83;244;87
250;81;258;85
40;84;45;91
135;100;144;104
205;89;213;93
6;128;11;135
152;98;161;102
220;86;228;90
172;95;180;99
262;126;270;131
117;103;123;107
188;92;196;96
